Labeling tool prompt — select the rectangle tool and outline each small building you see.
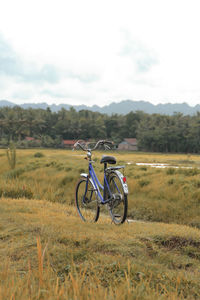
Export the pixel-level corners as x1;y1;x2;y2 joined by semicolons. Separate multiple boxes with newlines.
25;136;41;144
25;137;35;141
118;138;138;151
62;140;77;149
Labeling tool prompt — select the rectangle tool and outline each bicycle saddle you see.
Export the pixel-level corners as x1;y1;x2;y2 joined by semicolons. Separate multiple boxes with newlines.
100;155;116;164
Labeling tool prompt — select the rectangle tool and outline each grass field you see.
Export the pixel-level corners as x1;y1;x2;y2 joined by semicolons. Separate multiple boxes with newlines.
1;149;200;226
1;197;200;299
1;149;200;299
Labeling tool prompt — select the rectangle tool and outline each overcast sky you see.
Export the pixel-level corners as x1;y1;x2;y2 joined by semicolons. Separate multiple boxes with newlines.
0;0;200;107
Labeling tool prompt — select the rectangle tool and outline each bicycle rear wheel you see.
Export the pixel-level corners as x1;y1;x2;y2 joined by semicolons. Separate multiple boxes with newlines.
75;179;100;222
108;173;128;224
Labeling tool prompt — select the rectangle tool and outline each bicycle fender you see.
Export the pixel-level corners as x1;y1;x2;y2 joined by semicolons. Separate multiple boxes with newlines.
114;170;129;195
80;174;99;200
80;173;88;178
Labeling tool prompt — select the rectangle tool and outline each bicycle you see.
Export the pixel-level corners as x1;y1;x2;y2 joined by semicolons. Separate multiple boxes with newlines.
73;140;128;225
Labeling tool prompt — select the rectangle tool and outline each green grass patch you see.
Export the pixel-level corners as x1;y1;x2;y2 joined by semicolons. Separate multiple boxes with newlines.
0;186;33;199
34;152;45;158
1;149;200;226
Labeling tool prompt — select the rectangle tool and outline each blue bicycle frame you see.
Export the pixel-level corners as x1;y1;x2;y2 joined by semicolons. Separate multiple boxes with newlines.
75;140;128;224
88;162;112;204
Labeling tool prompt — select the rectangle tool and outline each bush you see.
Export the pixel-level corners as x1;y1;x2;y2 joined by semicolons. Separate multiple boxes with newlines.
177;168;200;176
34;152;44;158
189;219;200;229
4;168;25;179
60;176;75;186
166;168;176;175
65;167;72;172
0;186;33;199
138;180;150;187
140;167;147;171
193;180;200;188
168;178;175;185
45;161;57;167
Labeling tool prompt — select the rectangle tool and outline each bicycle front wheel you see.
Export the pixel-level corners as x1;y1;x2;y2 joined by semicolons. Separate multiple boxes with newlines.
108;173;128;224
75;179;100;222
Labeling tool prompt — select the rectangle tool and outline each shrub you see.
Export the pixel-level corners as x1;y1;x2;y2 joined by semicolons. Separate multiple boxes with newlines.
168;178;175;185
140;167;147;171
4;168;25;179
65;167;72;172
45;161;57;167
138;180;150;187
189;219;200;229
60;176;75;186
177;168;200;176
34;152;44;158
193;180;200;188
57;166;64;171
166;168;176;175
0;186;33;199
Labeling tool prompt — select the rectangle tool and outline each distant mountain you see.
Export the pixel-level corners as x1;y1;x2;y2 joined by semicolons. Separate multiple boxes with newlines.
0;100;15;107
0;99;200;115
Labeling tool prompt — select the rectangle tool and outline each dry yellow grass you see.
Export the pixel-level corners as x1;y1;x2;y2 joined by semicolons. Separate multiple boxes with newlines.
1;149;200;298
1;196;200;299
1;148;200;225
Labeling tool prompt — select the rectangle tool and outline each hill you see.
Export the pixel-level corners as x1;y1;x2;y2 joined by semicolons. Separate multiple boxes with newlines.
0;99;200;115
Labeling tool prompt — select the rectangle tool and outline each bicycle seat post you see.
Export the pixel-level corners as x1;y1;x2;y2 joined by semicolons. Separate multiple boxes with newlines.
103;162;107;201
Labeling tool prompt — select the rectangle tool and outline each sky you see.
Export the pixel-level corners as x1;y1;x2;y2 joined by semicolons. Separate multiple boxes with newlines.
0;0;200;107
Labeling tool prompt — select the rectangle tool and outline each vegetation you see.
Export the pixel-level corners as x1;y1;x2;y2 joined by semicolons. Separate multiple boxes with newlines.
1;106;200;152
1;149;200;298
6;141;16;169
1;149;200;226
1;197;200;299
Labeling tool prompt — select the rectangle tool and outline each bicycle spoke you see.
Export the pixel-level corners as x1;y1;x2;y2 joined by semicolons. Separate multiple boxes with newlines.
108;173;128;224
75;179;100;222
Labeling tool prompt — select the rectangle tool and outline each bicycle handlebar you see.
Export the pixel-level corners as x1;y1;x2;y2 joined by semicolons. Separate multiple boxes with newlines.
73;140;113;151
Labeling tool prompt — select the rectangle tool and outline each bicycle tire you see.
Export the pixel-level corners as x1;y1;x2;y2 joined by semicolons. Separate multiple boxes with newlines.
75;178;100;222
107;172;128;224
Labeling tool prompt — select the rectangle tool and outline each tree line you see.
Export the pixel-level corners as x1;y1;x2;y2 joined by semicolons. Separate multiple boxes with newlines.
0;105;200;153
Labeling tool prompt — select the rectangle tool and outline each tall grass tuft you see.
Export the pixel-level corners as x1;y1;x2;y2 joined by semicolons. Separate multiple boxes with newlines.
6;142;16;169
36;236;48;287
0;185;33;199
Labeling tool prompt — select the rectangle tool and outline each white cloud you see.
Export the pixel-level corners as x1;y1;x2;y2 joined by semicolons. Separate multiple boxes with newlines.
0;0;200;106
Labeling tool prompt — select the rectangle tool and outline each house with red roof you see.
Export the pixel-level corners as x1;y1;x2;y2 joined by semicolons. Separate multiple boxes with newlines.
25;137;41;144
25;137;35;141
118;138;138;151
62;140;77;149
